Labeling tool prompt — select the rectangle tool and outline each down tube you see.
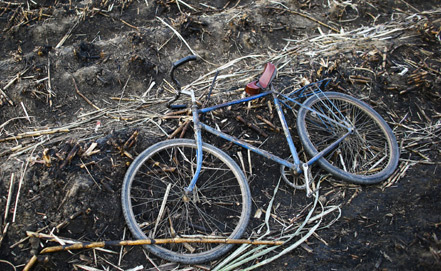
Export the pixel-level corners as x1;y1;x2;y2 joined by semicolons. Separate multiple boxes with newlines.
199;123;296;170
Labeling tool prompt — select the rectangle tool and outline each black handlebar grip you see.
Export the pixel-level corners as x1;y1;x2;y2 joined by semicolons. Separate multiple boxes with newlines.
168;55;197;109
172;55;198;69
169;104;187;110
170;55;198;91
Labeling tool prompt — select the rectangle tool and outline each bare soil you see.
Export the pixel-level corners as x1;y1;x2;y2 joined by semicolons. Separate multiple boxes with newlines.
1;0;441;270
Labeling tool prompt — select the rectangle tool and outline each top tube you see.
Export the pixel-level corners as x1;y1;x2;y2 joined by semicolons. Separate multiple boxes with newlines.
199;91;272;114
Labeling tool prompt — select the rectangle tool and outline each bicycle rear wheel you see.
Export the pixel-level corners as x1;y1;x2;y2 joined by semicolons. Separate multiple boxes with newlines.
121;139;251;264
297;92;399;184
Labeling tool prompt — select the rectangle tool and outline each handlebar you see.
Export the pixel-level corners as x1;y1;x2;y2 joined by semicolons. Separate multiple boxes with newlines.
173;55;198;70
168;55;198;109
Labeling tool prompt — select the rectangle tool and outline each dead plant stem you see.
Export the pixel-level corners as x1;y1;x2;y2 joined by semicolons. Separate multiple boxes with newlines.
271;7;339;33
12;146;35;222
4;173;15;222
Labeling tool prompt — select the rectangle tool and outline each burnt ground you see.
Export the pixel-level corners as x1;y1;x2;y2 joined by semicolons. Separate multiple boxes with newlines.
1;0;441;270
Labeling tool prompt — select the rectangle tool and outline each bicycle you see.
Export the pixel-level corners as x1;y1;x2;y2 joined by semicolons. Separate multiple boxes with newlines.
121;55;400;264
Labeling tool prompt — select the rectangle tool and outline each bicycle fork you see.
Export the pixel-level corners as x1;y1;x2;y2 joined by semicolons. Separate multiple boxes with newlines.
276;89;354;197
184;90;203;194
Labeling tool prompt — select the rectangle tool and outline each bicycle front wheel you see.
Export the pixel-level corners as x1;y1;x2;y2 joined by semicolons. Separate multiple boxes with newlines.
297;92;399;184
121;139;251;264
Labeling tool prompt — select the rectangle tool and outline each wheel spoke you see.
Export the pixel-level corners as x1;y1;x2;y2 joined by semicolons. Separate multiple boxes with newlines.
122;140;250;263
298;92;398;183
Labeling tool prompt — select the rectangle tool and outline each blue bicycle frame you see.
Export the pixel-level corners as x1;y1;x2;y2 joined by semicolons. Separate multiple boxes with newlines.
183;80;353;193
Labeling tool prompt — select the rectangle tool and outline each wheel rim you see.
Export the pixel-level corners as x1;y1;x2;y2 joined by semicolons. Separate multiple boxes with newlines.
301;94;395;179
124;141;250;262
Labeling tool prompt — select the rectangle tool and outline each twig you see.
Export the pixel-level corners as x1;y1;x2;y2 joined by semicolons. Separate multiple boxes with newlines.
176;0;197;11
142;81;156;97
56;18;79;48
307;205;340;224
118;228;126;266
237;151;247;179
72;76;134;121
247;149;253;176
12;146;35;222
23;255;38;271
4;173;15;222
3;67;30;89
24;229;283;271
382;46;388;70
72;77;100;111
0;87;13;106
346;188;360;206
72;264;101;271
236;115;268;137
256;115;280;132
11;164;24;223
120;19;139;31
79;159;100;188
118;75;131;112
415;103;431;123
10;225;49;249
148;118;169;137
0;259;16;271
398;0;420;13
164;108;190;117
382;161;412;189
179;120;191;138
55;209;90;231
0;67;31;106
0;127;69;143
0;0;23;5
123;130;139;150
312;232;328;246
139;252;158;271
271;7;339;33
30;236;284;254
82;142;99;157
99;255;124;271
0;222;9;248
59;143;80;169
405;59;441;76
175;0;181;12
168;119;190;139
20;101;31;123
156;16;199;56
152;183;171;238
47;57;53;106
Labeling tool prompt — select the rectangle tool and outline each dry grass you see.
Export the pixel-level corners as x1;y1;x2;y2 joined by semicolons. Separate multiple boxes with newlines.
2;1;441;270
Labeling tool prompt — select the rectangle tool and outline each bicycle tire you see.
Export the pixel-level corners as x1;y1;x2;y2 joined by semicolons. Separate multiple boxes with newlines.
297;92;399;184
121;139;251;264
